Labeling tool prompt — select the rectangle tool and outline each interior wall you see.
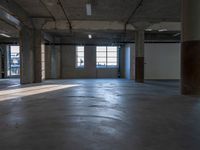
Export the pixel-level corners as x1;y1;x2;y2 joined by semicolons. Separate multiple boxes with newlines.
61;45;119;79
124;43;180;80
144;43;181;80
124;44;135;80
119;46;125;78
47;43;180;80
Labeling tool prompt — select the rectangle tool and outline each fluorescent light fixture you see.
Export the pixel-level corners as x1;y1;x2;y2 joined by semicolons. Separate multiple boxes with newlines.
173;33;181;37
0;33;11;38
145;28;153;31
86;3;92;16
158;29;168;32
88;34;92;39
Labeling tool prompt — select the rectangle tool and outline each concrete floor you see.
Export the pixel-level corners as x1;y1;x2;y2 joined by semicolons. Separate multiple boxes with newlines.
0;79;200;150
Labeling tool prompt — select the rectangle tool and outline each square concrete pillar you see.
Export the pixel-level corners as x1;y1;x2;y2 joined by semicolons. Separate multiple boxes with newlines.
20;27;43;84
20;27;34;84
33;29;42;83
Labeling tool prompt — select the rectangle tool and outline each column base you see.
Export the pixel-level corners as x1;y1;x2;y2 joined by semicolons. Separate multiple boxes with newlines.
135;57;144;83
181;41;200;95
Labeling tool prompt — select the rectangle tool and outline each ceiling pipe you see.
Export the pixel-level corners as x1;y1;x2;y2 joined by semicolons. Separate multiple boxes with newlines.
39;0;56;22
57;0;72;32
124;0;144;32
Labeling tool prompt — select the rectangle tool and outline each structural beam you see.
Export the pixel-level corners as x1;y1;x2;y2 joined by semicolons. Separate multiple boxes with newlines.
43;20;135;31
0;0;32;28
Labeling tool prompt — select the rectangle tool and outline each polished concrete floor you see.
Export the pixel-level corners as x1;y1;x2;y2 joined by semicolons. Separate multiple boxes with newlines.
0;79;200;150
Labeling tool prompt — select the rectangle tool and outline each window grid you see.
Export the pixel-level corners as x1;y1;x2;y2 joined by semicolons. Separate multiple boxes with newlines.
76;46;85;68
96;46;118;68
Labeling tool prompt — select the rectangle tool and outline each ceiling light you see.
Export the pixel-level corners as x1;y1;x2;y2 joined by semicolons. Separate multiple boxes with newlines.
158;29;168;32
173;33;181;37
86;3;92;16
145;28;153;31
0;33;11;38
88;34;92;39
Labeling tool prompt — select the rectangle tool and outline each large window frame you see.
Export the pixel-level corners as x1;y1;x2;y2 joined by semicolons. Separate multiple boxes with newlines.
96;46;118;68
7;45;20;77
76;46;85;68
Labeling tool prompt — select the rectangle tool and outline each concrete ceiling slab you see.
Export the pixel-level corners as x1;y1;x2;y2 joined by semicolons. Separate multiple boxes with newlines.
14;0;180;22
0;20;19;38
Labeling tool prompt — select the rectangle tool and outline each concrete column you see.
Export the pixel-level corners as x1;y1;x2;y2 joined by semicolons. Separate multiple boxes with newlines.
20;27;43;84
20;27;34;84
45;45;52;79
51;38;61;79
33;29;42;83
0;45;7;78
0;47;2;79
135;30;145;83
41;40;45;80
51;45;57;79
181;0;200;95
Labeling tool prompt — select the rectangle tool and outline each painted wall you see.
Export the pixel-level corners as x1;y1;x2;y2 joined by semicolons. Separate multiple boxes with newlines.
46;43;180;80
61;46;119;79
45;45;61;79
144;43;181;80
124;44;135;80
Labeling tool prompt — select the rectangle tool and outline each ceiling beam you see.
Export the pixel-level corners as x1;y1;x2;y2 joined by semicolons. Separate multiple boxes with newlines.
125;0;144;31
0;7;21;29
57;0;72;32
0;0;33;28
43;20;135;31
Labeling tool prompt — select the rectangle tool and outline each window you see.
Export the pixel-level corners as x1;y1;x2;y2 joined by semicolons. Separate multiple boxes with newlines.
96;46;118;68
76;46;84;68
7;46;20;77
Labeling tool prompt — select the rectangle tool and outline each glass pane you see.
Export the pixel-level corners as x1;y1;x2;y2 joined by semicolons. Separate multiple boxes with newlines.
77;46;84;51
97;46;106;52
10;46;20;76
107;58;117;62
77;52;84;57
96;46;106;67
107;46;117;52
107;62;117;66
76;46;84;68
96;62;106;67
97;51;106;57
107;52;117;58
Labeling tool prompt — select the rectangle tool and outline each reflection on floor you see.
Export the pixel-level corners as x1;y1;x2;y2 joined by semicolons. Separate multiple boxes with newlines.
0;79;200;150
0;79;20;89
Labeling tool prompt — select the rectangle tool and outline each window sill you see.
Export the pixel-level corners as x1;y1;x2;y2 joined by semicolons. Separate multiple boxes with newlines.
96;67;118;69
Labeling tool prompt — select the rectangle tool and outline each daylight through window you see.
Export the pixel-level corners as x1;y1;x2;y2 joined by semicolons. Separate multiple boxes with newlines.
96;46;118;68
76;46;84;68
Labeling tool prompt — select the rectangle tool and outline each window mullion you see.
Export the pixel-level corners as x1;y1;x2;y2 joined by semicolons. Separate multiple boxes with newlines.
106;46;108;68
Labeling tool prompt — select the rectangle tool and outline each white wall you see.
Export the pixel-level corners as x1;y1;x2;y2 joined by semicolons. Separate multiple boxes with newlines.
144;43;181;80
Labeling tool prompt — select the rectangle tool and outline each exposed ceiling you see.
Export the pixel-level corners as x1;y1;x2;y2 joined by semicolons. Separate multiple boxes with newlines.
14;0;180;22
0;20;19;38
0;0;181;43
